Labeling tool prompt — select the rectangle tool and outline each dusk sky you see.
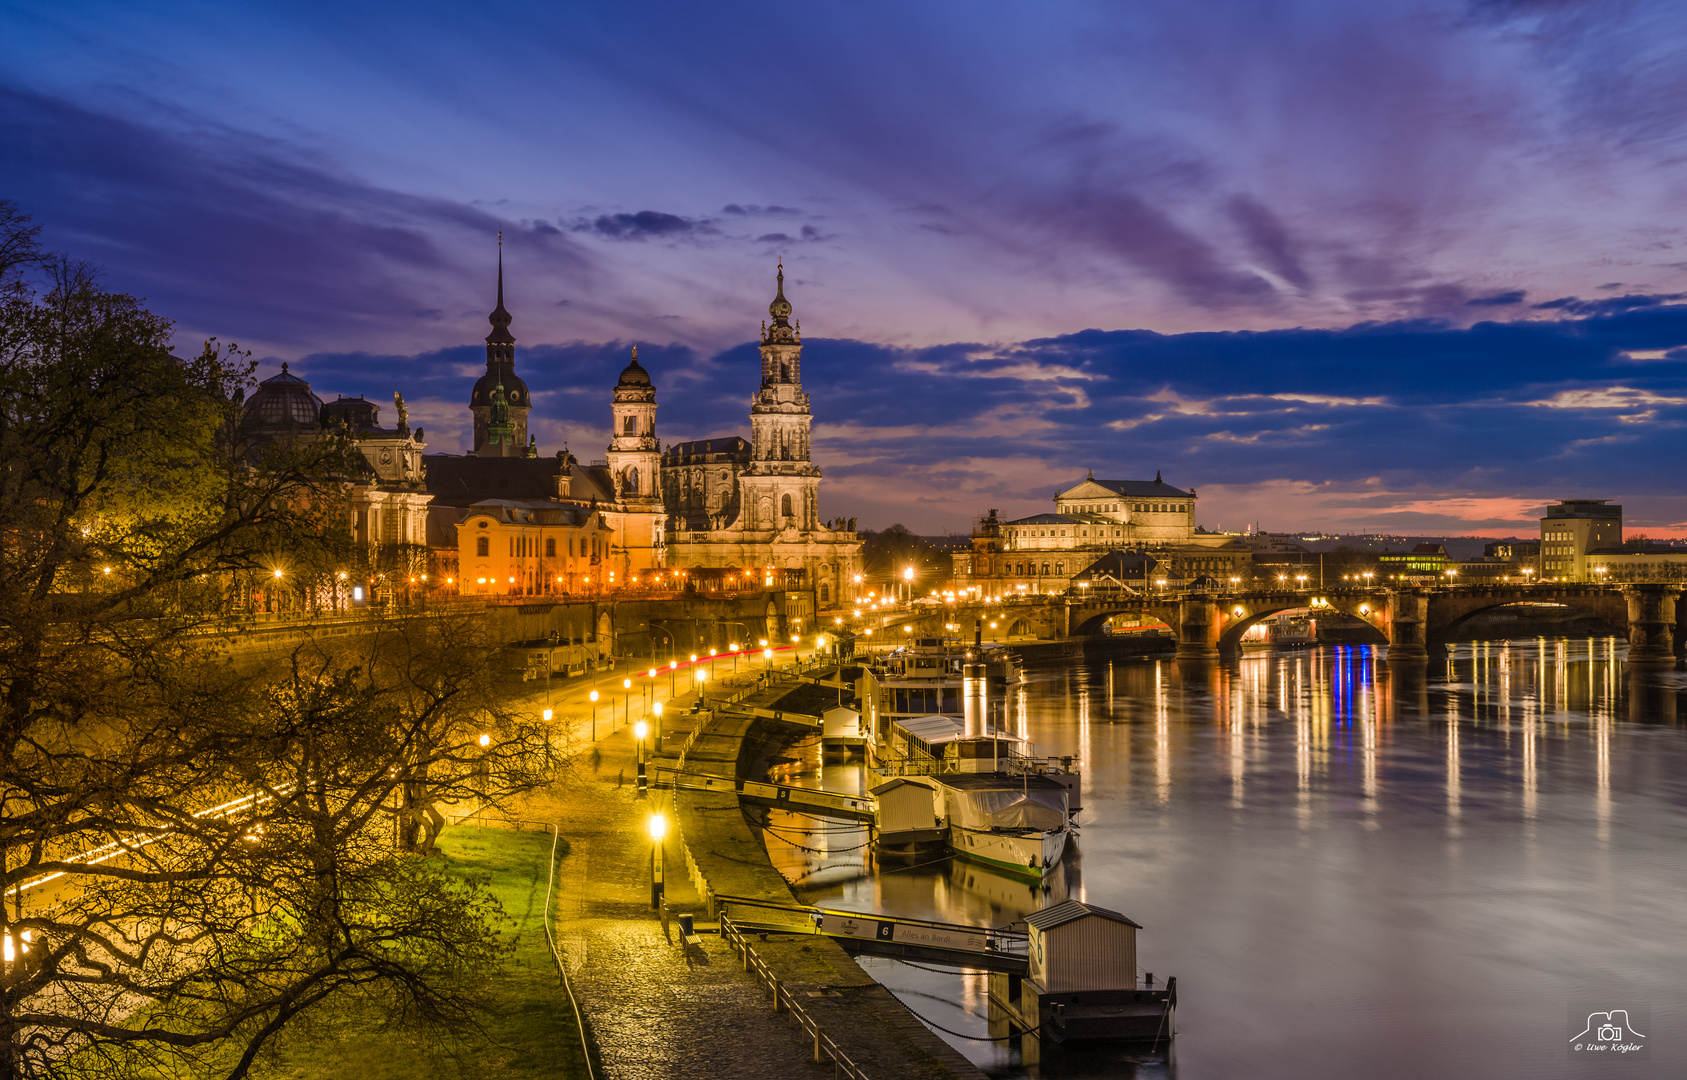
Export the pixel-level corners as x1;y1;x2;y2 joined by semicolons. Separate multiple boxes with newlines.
5;0;1687;535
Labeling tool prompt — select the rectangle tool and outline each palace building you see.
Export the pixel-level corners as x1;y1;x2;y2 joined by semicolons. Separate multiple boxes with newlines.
953;472;1251;594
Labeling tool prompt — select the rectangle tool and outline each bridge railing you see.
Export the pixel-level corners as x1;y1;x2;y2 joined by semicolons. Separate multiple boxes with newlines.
720;914;874;1078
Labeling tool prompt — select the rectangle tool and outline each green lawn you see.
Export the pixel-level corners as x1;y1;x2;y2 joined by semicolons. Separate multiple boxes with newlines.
248;825;596;1080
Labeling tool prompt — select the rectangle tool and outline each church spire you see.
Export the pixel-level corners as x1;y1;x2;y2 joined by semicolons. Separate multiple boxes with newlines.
761;260;799;346
487;231;514;349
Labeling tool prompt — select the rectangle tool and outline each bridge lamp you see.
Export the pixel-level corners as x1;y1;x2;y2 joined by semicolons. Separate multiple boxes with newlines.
1234;606;1245;617
1359;606;1369;616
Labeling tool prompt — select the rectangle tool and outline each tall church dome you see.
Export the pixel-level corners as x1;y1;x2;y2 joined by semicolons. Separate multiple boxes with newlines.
243;363;323;431
617;348;652;388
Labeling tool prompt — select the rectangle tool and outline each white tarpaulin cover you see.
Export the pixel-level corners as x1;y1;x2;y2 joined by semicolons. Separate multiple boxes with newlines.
944;785;1067;831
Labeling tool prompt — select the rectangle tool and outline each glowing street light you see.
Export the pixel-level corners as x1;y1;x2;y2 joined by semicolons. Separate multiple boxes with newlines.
647;812;667;907
589;690;599;740
634;720;650;794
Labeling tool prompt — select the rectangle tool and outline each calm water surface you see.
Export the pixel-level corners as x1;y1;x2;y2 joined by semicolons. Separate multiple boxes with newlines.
762;639;1687;1079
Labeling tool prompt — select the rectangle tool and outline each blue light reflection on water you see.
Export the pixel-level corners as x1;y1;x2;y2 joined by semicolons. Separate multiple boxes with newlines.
763;639;1687;1079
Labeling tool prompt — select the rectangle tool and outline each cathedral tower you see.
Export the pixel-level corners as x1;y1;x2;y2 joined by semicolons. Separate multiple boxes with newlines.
606;347;661;504
741;263;821;531
469;236;532;456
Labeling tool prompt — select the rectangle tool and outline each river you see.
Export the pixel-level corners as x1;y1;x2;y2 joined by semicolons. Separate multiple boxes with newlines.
760;638;1687;1079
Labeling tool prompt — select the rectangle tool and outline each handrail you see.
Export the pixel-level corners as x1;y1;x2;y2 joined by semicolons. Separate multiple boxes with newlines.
542;823;597;1080
720;914;873;1079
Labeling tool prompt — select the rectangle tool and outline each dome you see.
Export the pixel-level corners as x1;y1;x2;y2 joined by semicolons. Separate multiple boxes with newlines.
471;369;530;408
617;348;651;387
243;363;323;430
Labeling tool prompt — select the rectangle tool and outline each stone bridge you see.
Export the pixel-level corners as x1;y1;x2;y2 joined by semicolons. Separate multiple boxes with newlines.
892;584;1682;664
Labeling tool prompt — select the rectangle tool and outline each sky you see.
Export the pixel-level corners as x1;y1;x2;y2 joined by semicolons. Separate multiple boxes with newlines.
4;0;1687;536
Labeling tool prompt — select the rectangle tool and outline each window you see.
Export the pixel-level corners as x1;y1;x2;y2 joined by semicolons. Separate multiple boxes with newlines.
1041;563;1050;575
1056;562;1064;574
623;415;636;434
782;494;794;517
546;538;556;557
820;583;829;602
624;467;639;495
476;537;489;557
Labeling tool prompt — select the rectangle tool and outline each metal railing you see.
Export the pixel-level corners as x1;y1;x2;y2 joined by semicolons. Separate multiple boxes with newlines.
720;914;873;1079
541;822;597;1080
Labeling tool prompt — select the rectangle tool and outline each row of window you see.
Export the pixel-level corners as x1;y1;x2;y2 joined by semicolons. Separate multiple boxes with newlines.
475;535;607;559
1062;501;1190;515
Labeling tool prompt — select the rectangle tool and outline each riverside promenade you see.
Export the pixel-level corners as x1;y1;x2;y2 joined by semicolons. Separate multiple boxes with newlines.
508;654;986;1080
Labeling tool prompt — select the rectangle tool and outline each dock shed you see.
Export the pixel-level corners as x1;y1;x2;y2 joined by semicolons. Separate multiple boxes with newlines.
1025;900;1141;993
870;777;940;835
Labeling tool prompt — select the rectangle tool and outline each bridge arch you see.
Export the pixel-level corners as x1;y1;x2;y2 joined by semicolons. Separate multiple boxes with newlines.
1425;594;1629;650
1216;601;1388;654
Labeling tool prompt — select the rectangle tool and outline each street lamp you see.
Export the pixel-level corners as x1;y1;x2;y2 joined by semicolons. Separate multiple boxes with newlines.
647;812;666;907
589;690;599;740
622;678;632;729
695;666;709;703
634;720;650;794
669;659;678;696
653;701;663;753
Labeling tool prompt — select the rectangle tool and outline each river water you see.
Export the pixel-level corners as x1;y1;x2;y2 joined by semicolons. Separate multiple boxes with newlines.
760;639;1687;1079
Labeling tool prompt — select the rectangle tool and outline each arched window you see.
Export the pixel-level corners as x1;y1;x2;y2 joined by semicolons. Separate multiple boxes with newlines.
1041;563;1050;575
546;538;556;557
624;467;639;495
476;537;489;557
820;583;830;602
623;415;636;435
1056;562;1064;575
782;494;794;518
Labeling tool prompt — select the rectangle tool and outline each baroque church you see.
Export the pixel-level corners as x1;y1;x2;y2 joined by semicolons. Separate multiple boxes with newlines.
659;264;861;606
422;249;859;605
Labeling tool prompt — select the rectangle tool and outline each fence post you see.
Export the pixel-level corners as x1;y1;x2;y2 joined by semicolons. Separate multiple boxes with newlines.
772;977;783;1012
813;1025;823;1064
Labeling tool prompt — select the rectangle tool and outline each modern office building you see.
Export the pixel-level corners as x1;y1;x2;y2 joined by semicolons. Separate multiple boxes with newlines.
1540;500;1622;581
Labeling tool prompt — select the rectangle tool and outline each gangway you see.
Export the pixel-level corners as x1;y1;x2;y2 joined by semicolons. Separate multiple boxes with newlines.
714;894;1029;974
653;767;876;824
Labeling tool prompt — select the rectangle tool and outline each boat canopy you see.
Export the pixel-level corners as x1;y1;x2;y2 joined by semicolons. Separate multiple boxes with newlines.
940;774;1069;831
898;714;966;746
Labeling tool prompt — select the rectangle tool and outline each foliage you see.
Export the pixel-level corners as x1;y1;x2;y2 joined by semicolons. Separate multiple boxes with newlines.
858;523;948;586
0;205;556;1078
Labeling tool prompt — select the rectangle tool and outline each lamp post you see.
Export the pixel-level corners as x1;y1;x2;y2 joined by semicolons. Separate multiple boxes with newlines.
653;701;664;753
695;666;708;704
589;690;599;740
634;720;649;795
669;659;678;696
622;678;632;729
648;812;666;908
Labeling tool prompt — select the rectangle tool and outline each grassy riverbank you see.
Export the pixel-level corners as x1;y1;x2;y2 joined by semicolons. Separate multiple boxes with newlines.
240;824;594;1080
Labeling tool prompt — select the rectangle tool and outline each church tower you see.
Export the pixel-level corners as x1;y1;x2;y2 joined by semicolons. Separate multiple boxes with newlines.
740;263;821;532
469;236;532;456
605;347;661;504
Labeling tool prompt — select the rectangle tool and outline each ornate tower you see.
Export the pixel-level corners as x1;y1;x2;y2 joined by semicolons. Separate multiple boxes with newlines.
605;347;661;504
740;263;821;531
469;236;532;456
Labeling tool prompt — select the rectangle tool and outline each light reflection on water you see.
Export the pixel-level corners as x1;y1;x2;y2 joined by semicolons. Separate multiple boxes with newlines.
762;639;1687;1079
